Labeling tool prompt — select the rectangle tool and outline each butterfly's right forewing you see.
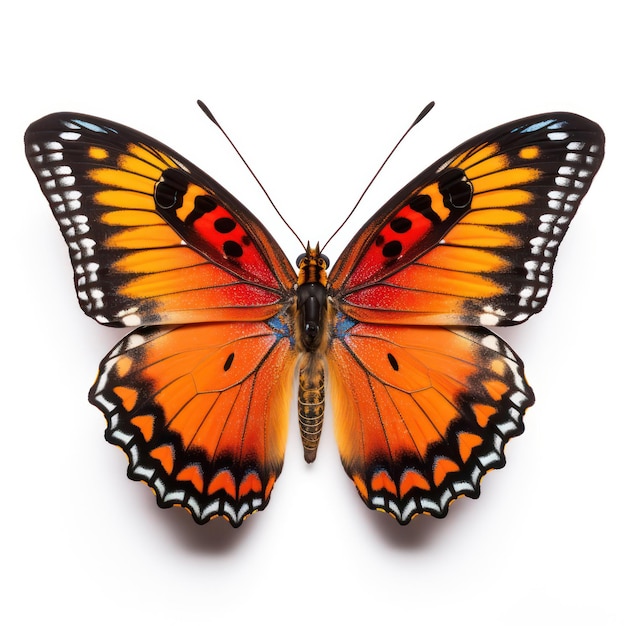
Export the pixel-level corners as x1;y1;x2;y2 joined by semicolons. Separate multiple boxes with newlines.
25;113;296;328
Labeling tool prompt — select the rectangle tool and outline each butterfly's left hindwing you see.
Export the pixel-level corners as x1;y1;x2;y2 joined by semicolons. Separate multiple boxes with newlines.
330;113;604;327
329;321;533;523
25;113;296;328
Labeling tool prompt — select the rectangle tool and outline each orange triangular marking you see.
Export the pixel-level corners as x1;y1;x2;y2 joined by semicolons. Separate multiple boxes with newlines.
457;432;484;463
371;470;397;496
239;472;262;497
399;469;430;497
113;385;138;411
149;444;175;475
433;457;460;487
483;379;508;401
176;464;204;493
130;414;155;441
207;470;237;499
473;403;497;428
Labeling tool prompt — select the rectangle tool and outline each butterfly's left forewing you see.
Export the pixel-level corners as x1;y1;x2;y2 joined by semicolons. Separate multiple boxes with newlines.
26;112;298;526
331;113;604;326
328;112;603;523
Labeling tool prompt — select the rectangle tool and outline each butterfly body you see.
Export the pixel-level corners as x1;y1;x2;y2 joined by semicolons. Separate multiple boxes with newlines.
25;109;604;527
294;244;331;462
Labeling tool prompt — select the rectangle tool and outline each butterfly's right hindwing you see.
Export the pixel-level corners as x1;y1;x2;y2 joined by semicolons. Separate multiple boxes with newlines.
90;319;298;527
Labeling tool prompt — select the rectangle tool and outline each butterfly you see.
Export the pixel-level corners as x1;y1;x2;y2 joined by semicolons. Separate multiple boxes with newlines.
25;108;604;527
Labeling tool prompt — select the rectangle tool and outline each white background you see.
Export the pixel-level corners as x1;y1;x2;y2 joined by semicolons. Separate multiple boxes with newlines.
2;1;624;624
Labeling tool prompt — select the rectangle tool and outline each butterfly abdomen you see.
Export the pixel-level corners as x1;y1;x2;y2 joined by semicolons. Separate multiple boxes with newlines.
295;243;331;462
298;352;326;463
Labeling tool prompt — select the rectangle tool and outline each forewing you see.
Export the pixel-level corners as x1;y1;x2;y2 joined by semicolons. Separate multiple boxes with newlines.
25;113;296;327
328;317;534;523
330;113;604;326
90;318;297;526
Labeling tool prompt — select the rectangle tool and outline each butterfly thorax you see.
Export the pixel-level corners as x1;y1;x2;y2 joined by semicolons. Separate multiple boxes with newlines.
295;244;330;462
296;243;329;351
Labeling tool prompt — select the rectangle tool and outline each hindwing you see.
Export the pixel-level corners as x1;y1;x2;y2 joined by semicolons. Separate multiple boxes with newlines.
329;320;533;523
90;318;297;526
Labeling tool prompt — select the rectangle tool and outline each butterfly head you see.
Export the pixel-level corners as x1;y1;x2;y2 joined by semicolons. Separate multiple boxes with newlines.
296;242;329;287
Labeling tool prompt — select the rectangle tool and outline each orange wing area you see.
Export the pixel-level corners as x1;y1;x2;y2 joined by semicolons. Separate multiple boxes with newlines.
330;113;604;326
89;318;297;526
25;113;296;327
328;317;534;523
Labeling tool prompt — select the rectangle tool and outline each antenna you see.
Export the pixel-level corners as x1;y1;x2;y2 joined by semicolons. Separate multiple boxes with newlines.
320;101;435;252
197;100;306;249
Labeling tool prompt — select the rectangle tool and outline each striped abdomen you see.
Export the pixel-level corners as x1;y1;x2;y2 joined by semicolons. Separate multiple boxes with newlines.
298;353;325;463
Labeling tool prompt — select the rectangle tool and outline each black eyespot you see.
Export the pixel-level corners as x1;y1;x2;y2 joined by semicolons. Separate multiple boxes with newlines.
390;216;412;233
387;353;399;371
438;168;473;210
382;240;402;258
154;169;189;210
223;240;243;258
223;352;235;371
214;217;237;233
